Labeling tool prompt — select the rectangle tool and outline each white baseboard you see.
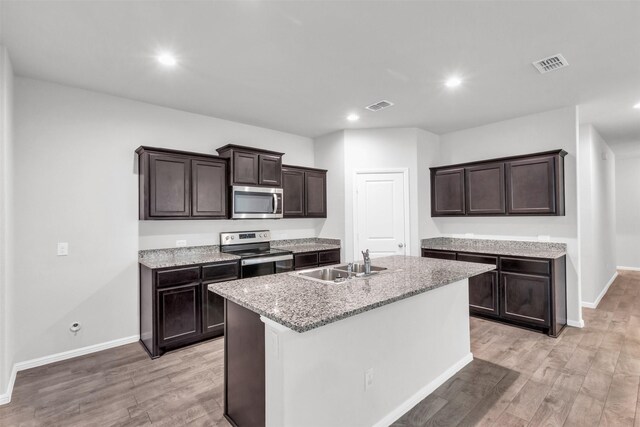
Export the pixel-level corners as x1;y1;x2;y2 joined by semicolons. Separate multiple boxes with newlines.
0;335;139;405
373;352;474;427
582;272;619;309
0;365;17;405
617;266;640;272
567;319;585;328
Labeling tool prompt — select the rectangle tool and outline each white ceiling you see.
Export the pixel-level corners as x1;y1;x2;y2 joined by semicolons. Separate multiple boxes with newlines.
1;0;639;142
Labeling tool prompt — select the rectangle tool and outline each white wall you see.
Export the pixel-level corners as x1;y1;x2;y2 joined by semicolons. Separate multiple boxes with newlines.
12;77;321;363
314;130;346;253
343;128;424;260
417;129;441;241
578;125;617;306
436;107;582;325
0;45;15;400
615;152;640;269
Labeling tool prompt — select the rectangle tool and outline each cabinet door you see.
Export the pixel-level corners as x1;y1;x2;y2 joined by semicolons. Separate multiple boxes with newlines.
465;163;506;215
191;159;227;218
500;272;550;327
506;155;556;215
431;168;465;216
149;153;190;217
282;168;305;217
457;253;499;316
305;171;327;218
157;282;201;346
232;151;259;185
202;261;239;338
259;154;282;186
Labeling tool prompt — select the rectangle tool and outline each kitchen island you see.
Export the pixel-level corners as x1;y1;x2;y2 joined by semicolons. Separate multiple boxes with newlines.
209;255;493;427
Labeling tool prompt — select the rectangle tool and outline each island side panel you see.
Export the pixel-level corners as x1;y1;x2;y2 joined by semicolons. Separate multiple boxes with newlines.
224;300;265;427
263;279;472;427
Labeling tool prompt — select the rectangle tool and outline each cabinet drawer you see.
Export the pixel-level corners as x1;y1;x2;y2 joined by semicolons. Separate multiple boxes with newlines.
421;249;457;260
294;252;319;270
202;261;239;283
318;249;340;266
156;267;200;287
500;257;550;276
457;253;498;268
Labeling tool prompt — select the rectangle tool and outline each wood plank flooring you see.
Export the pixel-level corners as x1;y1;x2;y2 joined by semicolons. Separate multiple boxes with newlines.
393;270;640;427
1;270;639;426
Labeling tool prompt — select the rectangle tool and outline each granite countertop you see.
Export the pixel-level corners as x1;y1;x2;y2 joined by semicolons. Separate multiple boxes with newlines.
209;255;493;333
138;246;240;269
271;237;341;254
421;237;567;259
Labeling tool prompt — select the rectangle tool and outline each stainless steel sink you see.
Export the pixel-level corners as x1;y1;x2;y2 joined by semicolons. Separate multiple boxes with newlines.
297;268;354;283
334;264;388;274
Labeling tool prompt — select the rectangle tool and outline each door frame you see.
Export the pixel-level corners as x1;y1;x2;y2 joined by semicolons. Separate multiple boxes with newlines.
352;168;411;260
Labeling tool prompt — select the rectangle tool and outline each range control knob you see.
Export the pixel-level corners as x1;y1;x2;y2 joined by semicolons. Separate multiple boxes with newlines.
231;236;235;240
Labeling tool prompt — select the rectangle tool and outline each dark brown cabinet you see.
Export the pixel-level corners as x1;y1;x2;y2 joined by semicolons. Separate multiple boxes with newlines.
137;147;228;220
421;248;566;337
465;162;506;215
282;165;327;218
217;144;284;187
431;168;465;216
140;260;239;358
148;153;190;218
157;283;201;346
506;154;564;215
430;150;566;217
191;159;227;218
293;249;340;270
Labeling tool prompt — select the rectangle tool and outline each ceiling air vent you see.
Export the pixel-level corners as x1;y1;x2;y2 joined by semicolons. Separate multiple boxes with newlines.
532;54;569;74
365;100;394;112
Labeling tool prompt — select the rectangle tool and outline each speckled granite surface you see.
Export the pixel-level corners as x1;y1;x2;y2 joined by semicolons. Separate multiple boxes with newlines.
271;237;341;254
138;246;240;269
421;237;567;259
209;255;493;333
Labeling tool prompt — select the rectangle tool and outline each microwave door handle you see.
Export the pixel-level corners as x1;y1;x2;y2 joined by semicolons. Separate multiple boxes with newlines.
273;193;278;214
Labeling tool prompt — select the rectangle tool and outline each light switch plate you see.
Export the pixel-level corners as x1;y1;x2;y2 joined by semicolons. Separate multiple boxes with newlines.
57;242;69;256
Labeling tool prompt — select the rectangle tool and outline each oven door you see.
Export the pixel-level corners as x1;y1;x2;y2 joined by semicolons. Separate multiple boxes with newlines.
232;186;283;219
241;255;294;278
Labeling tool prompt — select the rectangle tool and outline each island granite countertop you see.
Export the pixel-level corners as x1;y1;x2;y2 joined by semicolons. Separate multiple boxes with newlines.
208;255;493;333
422;237;567;259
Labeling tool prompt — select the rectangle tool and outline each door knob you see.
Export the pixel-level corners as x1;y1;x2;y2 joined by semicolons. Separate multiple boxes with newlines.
398;243;404;248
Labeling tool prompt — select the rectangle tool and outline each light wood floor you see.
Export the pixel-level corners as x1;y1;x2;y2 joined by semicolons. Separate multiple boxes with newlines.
1;270;639;426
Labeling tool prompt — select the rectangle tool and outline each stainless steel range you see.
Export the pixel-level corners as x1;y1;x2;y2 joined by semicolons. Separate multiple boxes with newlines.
220;230;293;278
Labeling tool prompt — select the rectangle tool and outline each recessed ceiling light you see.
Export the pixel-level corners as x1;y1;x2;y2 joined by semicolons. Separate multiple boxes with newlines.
346;114;360;122
634;102;640;109
157;52;177;67
445;76;462;88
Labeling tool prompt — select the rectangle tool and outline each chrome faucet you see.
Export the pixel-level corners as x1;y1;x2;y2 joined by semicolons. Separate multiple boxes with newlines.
361;249;371;275
347;262;354;276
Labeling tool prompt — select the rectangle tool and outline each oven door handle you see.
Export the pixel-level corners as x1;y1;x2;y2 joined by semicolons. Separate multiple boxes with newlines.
241;254;293;266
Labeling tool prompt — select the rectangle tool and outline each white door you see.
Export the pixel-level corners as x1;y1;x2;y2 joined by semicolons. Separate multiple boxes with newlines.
354;171;409;259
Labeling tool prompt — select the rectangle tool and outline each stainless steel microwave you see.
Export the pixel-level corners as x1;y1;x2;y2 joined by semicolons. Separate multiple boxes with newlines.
231;186;283;219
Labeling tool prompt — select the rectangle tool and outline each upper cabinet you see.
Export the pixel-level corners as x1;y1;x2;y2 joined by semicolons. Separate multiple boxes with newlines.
430;150;566;217
216;144;283;187
282;165;327;218
431;168;465;216
137;147;228;220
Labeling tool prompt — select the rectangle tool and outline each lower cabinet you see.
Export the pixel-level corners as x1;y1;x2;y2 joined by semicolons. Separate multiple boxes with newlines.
140;260;239;358
421;248;566;337
293;249;341;270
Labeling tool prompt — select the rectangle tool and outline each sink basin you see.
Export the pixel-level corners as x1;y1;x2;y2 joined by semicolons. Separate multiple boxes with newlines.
297;268;354;283
334;264;388;274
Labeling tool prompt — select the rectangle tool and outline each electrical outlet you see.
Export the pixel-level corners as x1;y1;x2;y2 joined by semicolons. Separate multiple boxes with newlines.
57;242;69;256
176;240;187;247
365;368;374;391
